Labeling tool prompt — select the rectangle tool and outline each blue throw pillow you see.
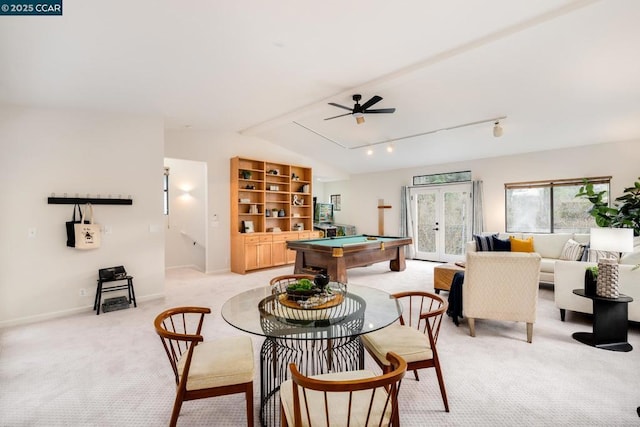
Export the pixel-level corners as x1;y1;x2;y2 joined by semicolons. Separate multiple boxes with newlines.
474;233;498;252
492;236;511;252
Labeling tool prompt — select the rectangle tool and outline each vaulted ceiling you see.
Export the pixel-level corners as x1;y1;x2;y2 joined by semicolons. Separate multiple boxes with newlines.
1;0;639;175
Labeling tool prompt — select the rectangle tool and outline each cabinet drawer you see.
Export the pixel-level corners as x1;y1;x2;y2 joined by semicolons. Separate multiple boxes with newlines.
259;235;273;243
244;236;260;244
273;232;298;242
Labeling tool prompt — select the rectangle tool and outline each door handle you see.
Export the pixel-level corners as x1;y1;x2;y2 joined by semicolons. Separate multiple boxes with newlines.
432;228;439;231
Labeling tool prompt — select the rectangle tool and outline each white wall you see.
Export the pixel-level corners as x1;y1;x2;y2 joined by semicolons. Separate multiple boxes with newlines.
164;130;344;273
323;140;640;236
0;106;166;326
164;158;207;271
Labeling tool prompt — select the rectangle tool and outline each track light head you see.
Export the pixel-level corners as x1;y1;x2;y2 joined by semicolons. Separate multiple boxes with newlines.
493;121;503;138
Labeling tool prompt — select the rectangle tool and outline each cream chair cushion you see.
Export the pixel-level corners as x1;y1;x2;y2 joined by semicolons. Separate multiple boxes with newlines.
177;335;254;391
361;325;432;365
280;370;393;427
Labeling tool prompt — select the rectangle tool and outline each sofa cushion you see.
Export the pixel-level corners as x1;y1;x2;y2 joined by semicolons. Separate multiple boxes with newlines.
573;233;590;245
492;236;511;251
510;236;534;252
540;258;556;273
587;249;620;263
474;233;497;252
620;248;640;265
524;233;572;259
559;239;586;261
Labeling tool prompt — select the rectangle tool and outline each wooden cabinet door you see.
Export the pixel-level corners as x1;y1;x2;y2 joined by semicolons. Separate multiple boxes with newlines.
258;242;272;267
244;242;259;271
272;241;287;266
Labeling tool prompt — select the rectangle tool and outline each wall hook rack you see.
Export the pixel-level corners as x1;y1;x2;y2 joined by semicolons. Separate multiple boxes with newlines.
47;193;133;205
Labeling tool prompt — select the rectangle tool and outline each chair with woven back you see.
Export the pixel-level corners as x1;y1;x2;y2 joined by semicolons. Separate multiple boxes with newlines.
154;306;255;427
279;352;407;427
361;291;450;412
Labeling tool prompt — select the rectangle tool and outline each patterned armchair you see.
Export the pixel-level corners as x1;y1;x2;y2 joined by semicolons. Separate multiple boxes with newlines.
463;252;541;343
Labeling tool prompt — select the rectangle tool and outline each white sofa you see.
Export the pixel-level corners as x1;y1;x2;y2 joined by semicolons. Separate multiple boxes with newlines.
466;233;590;284
554;261;640;322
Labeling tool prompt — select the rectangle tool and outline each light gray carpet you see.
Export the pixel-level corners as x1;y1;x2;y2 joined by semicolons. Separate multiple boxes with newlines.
1;260;639;426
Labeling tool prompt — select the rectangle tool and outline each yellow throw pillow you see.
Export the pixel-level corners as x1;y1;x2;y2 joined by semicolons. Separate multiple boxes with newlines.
509;236;534;252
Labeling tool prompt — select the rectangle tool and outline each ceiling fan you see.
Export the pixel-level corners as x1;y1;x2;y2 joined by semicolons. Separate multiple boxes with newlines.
325;94;396;124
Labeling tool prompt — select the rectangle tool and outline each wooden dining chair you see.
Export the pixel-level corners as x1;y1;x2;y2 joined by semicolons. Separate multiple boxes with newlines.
361;291;450;412
154;306;255;427
280;352;407;427
269;274;315;294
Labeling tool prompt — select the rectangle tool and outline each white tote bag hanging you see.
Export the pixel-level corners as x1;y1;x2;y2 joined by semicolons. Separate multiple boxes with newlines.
74;203;101;250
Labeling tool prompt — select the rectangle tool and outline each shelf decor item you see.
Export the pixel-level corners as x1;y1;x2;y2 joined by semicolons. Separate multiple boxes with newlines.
596;258;619;298
241;170;252;179
242;220;254;233
590;227;633;298
584;267;597;296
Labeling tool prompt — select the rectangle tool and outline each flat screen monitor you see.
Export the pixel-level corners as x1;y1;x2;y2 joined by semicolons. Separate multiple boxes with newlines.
314;203;334;223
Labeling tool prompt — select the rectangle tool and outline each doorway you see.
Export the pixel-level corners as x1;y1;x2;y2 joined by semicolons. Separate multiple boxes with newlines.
410;183;472;262
164;158;208;272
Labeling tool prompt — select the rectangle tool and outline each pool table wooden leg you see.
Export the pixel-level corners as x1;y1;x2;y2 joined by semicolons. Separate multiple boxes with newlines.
389;248;406;271
329;258;347;284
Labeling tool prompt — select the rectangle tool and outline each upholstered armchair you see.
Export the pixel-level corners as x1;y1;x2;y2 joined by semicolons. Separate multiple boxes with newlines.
463;252;541;343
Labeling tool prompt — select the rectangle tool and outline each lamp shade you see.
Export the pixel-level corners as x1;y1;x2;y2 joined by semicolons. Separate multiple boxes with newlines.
590;228;634;253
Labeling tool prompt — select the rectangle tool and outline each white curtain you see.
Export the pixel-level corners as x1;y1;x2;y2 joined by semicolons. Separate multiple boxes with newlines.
472;180;485;235
400;186;416;259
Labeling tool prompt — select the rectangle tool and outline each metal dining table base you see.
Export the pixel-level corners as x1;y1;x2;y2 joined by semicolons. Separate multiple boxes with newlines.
259;336;364;427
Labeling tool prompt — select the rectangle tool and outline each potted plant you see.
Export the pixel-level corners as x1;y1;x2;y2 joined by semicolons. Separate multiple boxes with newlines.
575;177;640;236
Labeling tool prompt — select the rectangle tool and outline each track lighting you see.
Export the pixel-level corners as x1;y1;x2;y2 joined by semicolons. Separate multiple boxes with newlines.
493;121;503;138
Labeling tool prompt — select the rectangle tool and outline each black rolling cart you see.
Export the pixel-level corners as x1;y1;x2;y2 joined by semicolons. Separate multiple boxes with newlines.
94;266;137;315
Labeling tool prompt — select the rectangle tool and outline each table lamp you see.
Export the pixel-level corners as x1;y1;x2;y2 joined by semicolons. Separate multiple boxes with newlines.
590;227;633;298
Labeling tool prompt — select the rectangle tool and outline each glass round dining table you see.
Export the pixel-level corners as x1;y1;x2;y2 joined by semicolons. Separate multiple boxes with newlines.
221;283;401;427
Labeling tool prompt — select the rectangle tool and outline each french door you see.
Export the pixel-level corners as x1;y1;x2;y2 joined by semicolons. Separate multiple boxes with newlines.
410;183;472;262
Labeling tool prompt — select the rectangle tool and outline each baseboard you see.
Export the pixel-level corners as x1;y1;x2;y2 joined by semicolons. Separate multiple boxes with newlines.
166;264;204;272
0;293;164;329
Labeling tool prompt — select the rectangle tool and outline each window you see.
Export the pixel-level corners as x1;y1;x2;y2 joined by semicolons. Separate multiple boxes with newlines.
505;176;610;233
413;170;471;186
163;167;170;215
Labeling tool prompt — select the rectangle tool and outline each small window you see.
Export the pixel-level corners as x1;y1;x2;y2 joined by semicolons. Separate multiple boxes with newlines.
505;176;610;233
163;167;170;215
413;170;471;186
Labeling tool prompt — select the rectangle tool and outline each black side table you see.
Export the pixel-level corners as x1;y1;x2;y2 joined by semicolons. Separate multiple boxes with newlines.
572;289;633;352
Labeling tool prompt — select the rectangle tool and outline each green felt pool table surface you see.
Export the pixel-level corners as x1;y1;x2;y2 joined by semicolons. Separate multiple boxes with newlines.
295;235;404;247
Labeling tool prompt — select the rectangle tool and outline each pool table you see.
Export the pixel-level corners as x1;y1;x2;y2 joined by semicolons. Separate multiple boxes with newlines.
287;234;412;283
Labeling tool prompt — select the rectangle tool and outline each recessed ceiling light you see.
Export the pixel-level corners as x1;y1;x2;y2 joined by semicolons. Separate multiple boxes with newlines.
367;149;373;156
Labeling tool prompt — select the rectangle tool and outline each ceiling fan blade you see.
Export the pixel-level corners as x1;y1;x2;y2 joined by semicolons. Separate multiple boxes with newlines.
363;108;396;114
328;102;353;112
324;112;353;120
359;95;382;111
